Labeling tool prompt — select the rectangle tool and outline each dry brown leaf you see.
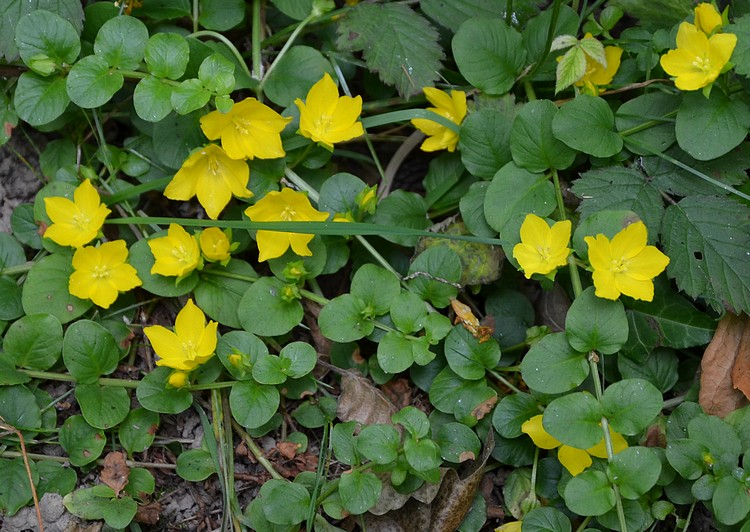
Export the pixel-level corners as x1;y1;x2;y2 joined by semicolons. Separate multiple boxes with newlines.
337;370;397;426
277;441;300;460
732;315;750;399
471;395;498;421
134;502;162;525
100;451;129;497
381;378;412;410
700;313;750;417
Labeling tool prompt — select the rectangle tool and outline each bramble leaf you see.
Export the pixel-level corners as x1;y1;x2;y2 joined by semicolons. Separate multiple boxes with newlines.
336;3;444;96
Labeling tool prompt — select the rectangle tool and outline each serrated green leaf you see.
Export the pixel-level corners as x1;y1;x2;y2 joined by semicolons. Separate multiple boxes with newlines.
453;18;526;95
555;47;586;93
578;36;606;66
0;0;83;61
572;165;664;240
727;16;750;77
661;195;750;314
552;95;623;157
551;34;579;51
336;3;444;96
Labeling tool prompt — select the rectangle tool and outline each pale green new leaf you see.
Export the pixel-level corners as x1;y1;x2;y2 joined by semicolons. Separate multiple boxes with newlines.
336;3;444;96
578;36;606;67
555;47;586;94
661;196;750;314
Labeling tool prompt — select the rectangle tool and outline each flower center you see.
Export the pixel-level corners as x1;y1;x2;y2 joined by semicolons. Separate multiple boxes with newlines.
73;211;91;229
536;245;552;261
172;245;193;264
691;55;712;72
233;117;251;135
207;155;221;175
313;115;333;133
610;258;629;273
92;265;110;279
181;339;198;359
280;205;296;221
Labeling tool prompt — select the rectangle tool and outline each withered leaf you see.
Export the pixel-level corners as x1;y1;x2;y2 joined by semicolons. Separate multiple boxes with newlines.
135;502;162;525
337;369;397;426
277;441;300;460
100;451;130;497
731;314;750;400
700;313;750;417
471;395;498;421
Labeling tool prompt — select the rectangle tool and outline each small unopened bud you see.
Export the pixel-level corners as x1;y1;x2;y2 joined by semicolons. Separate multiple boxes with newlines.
28;54;56;76
168;370;189;388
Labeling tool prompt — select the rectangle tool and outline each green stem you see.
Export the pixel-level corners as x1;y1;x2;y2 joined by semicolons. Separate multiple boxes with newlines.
362;109;460;134
680;501;696;532
232;420;284;480
588;354;628;532
574;516;592;532
192;0;199;33
0;262;33;276
524;0;561;80
20;370;140;389
618;110;677;136
530;447;539;499
551;169;583;298
0;450;177;469
505;0;514;26
488;370;524;395
252;0;263;90
524;79;537;101
259;12;317;92
190;30;254;83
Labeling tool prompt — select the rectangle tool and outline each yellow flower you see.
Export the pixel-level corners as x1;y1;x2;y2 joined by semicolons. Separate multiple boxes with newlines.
410;87;467;152
143;299;218;371
660;22;736;91
148;224;201;277
694;3;723;35
584;221;670;302
44;179;111;248
512;214;572;279
199;227;232;262
295;73;364;150
68;240;142;309
495;522;522;532
167;370;190;388
521;415;628;476
165;144;252;220
575;36;623;95
244;188;330;262
200;98;291;160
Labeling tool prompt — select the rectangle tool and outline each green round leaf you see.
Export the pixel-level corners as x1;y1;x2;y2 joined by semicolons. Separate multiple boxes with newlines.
128;236;199;297
357;424;400;464
259;479;311;525
11;203;43;249
510;100;576;172
339;470;382;515
483;162;555;238
616;92;679;155
435;422;481;463
94;15;148;70
713;476;750;525
563;470;616;516
374;190;430;246
607;446;661;499
444;325;501;380
176;449;216;481
0;277;24;321
264;46;333;107
390;291;428;335
171;78;211;114
565;286;628;354
687;414;742;469
601;378;663;435
252;354;288;385
319;172;367;215
136;367;193;414
66;54;124;108
377;331;416;374
36;461;77;498
14;72;70;126
216;330;267;380
63;487;137;529
144;32;189;79
407;246;462;308
21;253;92;323
459;108;514;179
15;10;80;66
0;232;27;271
199;0;246;30
75;384;130;429
238;276;303;336
665;438;706;480
63;320;119;383
195;260;256;329
0;385;42;432
676;90;750;161
552;95;623;157
522;507;572;532
351;263;402;316
133;75;173;122
429;367;494;416
230;381;280;429
452;18;526;95
0;458;37;515
520;333;589;394
4;313;62;370
118;408;159;456
318;293;374;342
492;392;540;438
392;406;430;439
59;415;106;467
125;468;155;499
404;437;442;471
279;341;317;378
543;391;603;449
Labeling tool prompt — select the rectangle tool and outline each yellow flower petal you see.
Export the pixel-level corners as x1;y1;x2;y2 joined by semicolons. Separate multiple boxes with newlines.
148;224;200;277
694;3;723;34
615;273;656;301
168;371;190;388
558;445;593;476
626;245;670;280
69;240;141;309
43;180;111;248
411;87;466;152
587;427;629;459
199;227;232;262
660;22;735;91
592;269;621;300
521;415;561;450
295;73;364;148
495;521;523;532
610;221;648;260
146;300;218;371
